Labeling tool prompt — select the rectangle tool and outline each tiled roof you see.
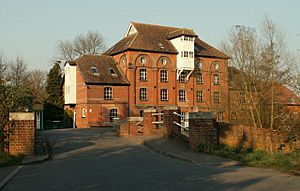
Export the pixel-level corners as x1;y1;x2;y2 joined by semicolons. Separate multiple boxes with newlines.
76;55;130;85
104;22;229;59
195;38;230;59
228;66;300;104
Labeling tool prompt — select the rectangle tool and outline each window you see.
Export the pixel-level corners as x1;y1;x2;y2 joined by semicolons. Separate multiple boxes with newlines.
91;67;99;75
196;72;203;84
184;51;188;58
140;68;147;81
109;109;118;122
213;74;220;85
196;61;202;70
214;62;220;71
109;68;116;75
140;88;147;101
140;57;146;64
196;90;203;102
189;51;193;58
160;89;168;101
189;37;193;41
161;58;167;65
217;111;224;122
213;91;220;102
179;90;186;102
104;87;113;100
239;91;246;103
181;51;183;57
184;36;188;41
81;108;86;118
179;71;187;83
160;70;168;82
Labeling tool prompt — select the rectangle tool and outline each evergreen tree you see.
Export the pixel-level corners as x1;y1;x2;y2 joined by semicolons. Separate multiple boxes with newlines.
44;62;64;120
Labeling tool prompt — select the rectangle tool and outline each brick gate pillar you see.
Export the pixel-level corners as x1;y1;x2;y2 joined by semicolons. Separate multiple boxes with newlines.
8;112;35;156
163;110;180;137
188;112;217;151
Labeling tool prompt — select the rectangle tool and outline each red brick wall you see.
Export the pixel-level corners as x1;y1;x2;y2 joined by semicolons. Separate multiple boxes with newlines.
113;51;229;121
218;123;300;153
74;66;129;128
5;120;35;156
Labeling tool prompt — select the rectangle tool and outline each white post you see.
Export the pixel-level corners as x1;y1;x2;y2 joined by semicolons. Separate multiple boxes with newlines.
73;110;76;129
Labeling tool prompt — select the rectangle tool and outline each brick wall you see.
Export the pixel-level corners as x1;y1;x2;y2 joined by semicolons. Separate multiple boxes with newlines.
6;112;35;156
188;112;217;150
218;123;300;153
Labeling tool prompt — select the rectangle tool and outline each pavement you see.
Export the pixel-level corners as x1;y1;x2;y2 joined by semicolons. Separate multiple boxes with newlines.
1;128;300;190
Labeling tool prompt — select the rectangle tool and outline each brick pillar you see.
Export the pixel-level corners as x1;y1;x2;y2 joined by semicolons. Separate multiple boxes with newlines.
8;112;35;156
188;112;217;151
143;112;153;135
163;110;180;137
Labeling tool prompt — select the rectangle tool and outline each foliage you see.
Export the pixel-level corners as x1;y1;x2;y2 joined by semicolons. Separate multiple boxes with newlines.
44;63;64;120
221;17;296;130
197;143;300;173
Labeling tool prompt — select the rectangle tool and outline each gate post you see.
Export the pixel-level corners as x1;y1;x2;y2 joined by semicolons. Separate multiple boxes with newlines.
188;112;217;151
163;110;180;137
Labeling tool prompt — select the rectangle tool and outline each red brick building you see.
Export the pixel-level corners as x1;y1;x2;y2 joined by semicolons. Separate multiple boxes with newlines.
64;22;230;128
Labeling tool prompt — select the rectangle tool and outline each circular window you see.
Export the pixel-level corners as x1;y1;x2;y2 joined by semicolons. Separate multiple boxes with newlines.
121;56;127;65
196;61;202;69
161;58;167;65
141;57;146;64
214;62;220;70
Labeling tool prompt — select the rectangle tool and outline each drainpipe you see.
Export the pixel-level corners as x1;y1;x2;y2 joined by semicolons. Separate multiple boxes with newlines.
73;109;76;129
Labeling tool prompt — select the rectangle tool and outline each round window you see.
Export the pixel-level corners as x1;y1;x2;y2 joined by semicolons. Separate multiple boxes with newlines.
214;62;220;70
141;57;146;64
161;58;167;65
121;57;127;65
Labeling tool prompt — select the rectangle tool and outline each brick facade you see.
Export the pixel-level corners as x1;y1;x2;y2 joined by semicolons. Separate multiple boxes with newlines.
5;113;35;156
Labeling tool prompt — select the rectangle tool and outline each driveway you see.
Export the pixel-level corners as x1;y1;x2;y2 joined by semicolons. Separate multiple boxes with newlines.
2;128;300;191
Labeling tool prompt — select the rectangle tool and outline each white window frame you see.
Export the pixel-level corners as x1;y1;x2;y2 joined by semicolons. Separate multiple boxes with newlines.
179;90;186;102
109;109;118;122
140;88;147;101
196;90;203;102
213;73;220;85
104;87;113;100
213;91;220;102
140;68;147;81
160;70;168;82
81;108;86;118
179;72;187;83
160;89;168;101
196;72;203;84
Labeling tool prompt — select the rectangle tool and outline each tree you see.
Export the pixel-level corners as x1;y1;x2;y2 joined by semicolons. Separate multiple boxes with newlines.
56;31;106;61
7;57;29;86
28;69;47;109
221;17;295;130
44;62;64;120
0;54;7;85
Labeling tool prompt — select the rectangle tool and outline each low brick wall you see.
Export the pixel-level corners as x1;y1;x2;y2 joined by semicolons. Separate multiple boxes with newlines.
218;123;300;153
5;112;35;156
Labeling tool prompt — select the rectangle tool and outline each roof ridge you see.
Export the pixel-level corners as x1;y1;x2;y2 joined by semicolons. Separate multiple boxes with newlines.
131;21;180;30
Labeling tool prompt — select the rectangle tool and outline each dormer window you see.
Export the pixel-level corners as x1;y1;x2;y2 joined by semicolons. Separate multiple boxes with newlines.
109;68;116;75
91;67;99;75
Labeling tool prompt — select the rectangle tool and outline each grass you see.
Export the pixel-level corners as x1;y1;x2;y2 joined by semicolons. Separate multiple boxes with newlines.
197;143;300;174
0;152;24;167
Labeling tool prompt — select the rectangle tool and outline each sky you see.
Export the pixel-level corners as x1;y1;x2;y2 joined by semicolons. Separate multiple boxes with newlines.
0;0;300;71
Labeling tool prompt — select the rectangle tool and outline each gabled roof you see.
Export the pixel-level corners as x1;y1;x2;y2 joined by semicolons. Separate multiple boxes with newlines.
76;55;129;86
104;22;229;59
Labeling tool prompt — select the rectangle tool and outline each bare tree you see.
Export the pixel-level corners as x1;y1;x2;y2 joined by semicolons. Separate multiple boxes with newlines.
0;54;7;85
56;31;106;61
222;17;295;130
28;69;48;108
7;57;29;86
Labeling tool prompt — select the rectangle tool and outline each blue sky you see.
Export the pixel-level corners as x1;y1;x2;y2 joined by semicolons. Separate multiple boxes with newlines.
0;0;299;70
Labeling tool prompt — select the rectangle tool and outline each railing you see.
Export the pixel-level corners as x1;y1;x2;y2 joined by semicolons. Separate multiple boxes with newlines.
173;111;190;137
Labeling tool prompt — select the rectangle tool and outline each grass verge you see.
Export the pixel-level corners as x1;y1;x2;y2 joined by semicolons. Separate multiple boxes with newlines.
197;144;300;174
0;152;23;167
